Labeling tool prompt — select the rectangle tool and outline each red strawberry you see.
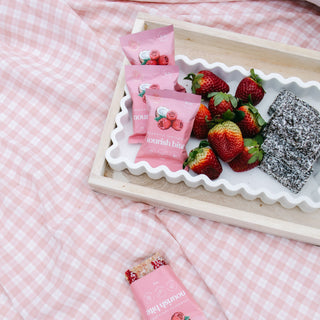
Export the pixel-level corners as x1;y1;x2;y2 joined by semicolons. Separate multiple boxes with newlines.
184;70;229;98
236;104;266;137
125;269;138;284
208;92;238;119
183;141;222;179
158;55;169;65
192;103;212;139
235;68;265;105
146;59;158;65
158;117;171;130
228;137;264;172
208;120;244;162
172;119;183;131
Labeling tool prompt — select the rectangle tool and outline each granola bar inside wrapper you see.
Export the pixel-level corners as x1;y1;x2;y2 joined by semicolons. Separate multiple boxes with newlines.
125;252;207;320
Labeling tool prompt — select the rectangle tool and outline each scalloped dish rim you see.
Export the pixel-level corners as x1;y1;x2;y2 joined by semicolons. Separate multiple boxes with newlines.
106;55;320;212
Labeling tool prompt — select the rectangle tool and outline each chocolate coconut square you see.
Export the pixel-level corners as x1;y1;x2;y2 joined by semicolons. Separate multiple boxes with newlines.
259;89;320;193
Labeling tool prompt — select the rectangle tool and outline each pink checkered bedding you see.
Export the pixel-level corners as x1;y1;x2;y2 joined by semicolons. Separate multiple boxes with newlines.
1;0;320;319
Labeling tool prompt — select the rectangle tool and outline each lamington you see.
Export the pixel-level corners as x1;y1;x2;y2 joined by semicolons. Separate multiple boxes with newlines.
259;89;320;193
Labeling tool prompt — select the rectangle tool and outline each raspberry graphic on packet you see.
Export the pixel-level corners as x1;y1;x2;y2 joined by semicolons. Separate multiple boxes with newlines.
154;107;183;131
135;89;201;172
139;49;162;64
139;83;160;103
166;110;177;121
158;117;172;130
125;65;180;144
158;55;169;65
120;25;175;65
171;312;185;320
172;118;183;131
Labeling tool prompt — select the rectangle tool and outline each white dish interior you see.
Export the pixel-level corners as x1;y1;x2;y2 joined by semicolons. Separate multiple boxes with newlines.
106;55;320;212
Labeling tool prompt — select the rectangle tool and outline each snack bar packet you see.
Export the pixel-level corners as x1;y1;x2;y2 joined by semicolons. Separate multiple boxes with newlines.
120;25;175;66
126;65;180;144
125;252;207;320
135;89;201;172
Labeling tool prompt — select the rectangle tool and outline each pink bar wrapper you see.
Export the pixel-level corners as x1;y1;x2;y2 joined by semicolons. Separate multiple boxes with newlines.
125;253;207;320
135;89;201;172
120;25;175;66
125;65;180;144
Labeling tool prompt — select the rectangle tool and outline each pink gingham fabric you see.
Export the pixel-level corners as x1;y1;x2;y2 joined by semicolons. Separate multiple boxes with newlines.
1;0;320;319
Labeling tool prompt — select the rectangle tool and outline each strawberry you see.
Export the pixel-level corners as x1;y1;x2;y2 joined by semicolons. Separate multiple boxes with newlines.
208;120;244;162
208;92;238;119
192;103;212;139
235;68;265;106
183;141;222;179
236;104;266;137
228;136;264;172
184;70;229;98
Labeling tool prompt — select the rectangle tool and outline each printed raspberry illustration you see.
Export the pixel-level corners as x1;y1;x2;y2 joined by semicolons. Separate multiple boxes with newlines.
149;50;160;61
166;110;177;121
155;106;169;118
158;117;172;130
171;312;184;320
172;119;183;131
146;59;158;65
158;55;169;65
139;50;164;64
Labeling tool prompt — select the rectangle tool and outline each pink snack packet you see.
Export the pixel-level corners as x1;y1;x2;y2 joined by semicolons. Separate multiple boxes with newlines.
135;89;201;172
120;25;175;66
125;252;207;320
126;65;180;144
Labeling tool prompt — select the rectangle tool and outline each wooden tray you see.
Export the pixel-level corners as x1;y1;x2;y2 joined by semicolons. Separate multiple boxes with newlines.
88;13;320;246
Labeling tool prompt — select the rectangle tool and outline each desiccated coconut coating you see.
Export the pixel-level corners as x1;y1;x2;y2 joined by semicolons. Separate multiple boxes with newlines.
259;89;320;193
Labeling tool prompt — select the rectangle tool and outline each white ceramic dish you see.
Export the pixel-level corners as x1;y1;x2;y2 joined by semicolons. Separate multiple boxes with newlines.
106;55;320;212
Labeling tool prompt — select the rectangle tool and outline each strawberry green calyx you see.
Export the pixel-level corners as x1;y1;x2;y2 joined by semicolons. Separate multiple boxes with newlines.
207;92;238;108
198;140;210;148
246;103;266;127
206;109;245;129
184;72;204;94
244;136;264;164
183;140;209;169
249;69;266;93
183;140;222;179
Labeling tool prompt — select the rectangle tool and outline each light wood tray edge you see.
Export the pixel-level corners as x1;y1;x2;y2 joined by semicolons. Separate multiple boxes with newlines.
89;174;320;246
137;13;320;62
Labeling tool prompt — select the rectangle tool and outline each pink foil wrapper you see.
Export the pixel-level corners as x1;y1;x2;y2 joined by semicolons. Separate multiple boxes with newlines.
120;25;175;66
125;65;180;144
125;253;207;320
135;89;201;172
